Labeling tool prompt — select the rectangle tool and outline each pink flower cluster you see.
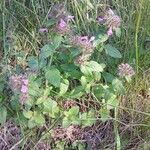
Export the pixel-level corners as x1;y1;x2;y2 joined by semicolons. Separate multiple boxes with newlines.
56;15;74;35
71;35;95;64
97;8;121;36
71;35;95;50
118;63;135;78
9;75;28;104
39;15;74;34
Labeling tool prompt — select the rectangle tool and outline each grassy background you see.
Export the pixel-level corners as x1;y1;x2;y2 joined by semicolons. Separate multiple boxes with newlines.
1;0;150;149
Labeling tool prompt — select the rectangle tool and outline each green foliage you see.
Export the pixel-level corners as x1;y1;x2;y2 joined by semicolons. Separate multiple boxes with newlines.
40;44;54;59
27;56;39;70
2;0;148;149
63;106;80;127
105;44;122;58
0;106;7;125
45;68;61;87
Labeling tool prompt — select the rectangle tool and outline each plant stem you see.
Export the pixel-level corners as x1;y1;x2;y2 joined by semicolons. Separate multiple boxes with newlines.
135;0;144;78
2;0;6;63
114;105;121;150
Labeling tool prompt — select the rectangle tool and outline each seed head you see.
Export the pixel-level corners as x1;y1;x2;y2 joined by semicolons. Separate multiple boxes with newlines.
118;63;135;78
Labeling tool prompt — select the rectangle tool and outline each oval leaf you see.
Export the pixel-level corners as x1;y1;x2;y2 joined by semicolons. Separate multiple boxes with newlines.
45;68;61;87
40;44;54;59
0;106;7;125
105;44;122;58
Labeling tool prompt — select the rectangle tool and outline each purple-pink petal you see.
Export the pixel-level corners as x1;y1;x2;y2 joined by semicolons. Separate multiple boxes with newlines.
22;79;28;85
97;16;106;23
39;28;48;33
59;19;67;28
80;36;89;42
67;15;75;22
21;85;28;93
107;27;113;36
108;8;115;15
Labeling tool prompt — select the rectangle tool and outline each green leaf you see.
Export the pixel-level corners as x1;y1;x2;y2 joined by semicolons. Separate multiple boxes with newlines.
43;99;59;118
80;76;87;87
70;86;84;98
0;106;7;124
43;99;57;110
115;28;121;37
53;35;63;49
71;118;81;125
43;86;52;97
80;65;93;76
70;48;81;58
81;110;96;127
93;34;108;47
93;85;105;99
93;72;101;81
68;106;79;116
33;112;45;125
0;78;5;92
85;84;91;93
28;119;36;128
105;44;122;58
40;44;54;59
46;19;56;27
100;108;110;122
107;94;118;110
29;82;41;97
59;79;69;96
10;95;20;111
62;117;71;127
23;110;33;119
61;64;82;79
45;68;61;87
36;97;45;105
81;61;105;75
27;56;39;70
39;58;47;69
0;95;5;103
87;61;105;72
103;72;115;83
112;78;125;95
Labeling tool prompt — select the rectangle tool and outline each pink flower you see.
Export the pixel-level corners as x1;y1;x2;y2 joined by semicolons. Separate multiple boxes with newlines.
21;85;28;93
97;16;106;24
39;28;48;33
108;8;115;15
107;27;113;36
67;15;75;22
80;36;89;42
22;79;28;85
59;19;67;28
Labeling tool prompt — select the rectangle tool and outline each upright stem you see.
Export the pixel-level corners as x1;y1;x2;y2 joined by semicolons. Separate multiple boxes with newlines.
114;106;121;150
135;0;144;78
2;0;6;62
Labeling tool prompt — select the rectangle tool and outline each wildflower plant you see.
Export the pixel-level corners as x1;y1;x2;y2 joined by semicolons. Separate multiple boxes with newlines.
2;6;135;149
